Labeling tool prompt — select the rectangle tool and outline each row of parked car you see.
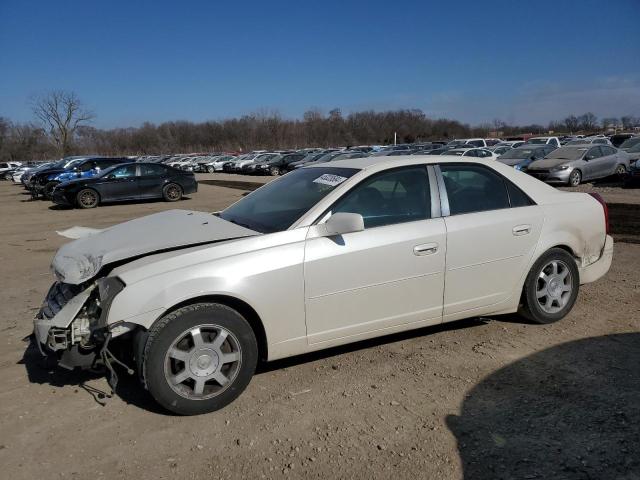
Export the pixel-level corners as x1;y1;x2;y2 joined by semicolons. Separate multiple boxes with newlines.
134;133;640;187
2;133;639;209
3;157;198;208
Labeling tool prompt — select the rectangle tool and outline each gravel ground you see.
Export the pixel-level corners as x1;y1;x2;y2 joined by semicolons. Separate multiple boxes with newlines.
0;174;638;479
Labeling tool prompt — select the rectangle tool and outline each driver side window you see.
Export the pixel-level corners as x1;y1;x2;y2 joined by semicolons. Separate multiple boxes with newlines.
331;167;431;229
110;165;137;178
585;147;602;160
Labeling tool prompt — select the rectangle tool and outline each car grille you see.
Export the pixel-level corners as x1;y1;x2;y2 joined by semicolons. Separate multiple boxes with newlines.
37;282;82;320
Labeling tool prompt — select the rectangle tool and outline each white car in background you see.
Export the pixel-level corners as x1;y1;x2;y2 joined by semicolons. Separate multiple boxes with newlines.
526;136;561;148
444;148;499;160
446;138;489;148
0;161;22;178
34;155;613;415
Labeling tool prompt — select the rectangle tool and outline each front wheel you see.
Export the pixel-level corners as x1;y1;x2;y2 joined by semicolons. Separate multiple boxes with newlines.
143;303;258;415
76;188;100;209
269;166;280;176
163;183;182;202
615;164;627;178
207;166;214;173
43;181;58;198
520;248;579;324
568;169;582;187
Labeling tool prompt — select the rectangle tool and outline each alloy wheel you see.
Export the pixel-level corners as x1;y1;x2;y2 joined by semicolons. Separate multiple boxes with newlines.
536;260;573;314
163;324;242;400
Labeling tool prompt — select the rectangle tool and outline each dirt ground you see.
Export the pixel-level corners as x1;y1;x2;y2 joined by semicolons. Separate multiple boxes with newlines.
0;174;638;480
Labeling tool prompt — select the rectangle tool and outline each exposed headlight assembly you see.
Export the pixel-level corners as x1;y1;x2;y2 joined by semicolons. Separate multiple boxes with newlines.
552;165;570;172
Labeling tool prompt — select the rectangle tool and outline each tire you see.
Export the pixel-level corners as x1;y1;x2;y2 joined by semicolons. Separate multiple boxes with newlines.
520;248;579;324
568;169;581;187
207;166;214;173
143;303;258;415
163;183;182;202
269;166;280;176
76;188;100;209
43;181;58;199
615;164;627;178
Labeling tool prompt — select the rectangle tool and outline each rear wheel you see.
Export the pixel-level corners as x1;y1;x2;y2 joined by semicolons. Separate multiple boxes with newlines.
163;183;182;202
76;189;99;209
269;166;280;176
520;248;579;324
568;169;581;187
143;303;258;415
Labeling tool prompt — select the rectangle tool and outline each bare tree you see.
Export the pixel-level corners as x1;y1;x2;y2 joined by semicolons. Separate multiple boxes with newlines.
564;115;579;133
578;112;598;132
31;90;94;156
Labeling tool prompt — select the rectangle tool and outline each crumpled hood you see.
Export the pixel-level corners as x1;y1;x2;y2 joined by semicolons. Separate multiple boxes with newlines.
528;158;572;170
52;209;259;284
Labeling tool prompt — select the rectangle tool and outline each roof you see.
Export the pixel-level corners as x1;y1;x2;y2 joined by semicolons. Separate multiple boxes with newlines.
307;154;492;171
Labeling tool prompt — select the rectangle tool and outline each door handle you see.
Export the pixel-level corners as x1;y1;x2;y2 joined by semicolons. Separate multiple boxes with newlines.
512;224;531;236
414;243;438;255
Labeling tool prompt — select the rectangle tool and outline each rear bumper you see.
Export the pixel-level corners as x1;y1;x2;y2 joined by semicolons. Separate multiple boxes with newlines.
579;235;614;284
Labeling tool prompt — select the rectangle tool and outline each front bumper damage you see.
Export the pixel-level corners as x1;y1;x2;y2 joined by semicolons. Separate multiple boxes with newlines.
33;279;134;388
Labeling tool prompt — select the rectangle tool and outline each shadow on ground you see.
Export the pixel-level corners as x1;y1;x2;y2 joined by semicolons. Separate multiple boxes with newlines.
446;333;640;479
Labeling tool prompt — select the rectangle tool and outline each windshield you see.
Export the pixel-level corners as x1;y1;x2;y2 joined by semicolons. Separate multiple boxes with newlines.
500;148;538;159
219;167;359;233
527;138;548;144
447;140;467;147
620;138;640;149
545;147;587;161
628;143;640;153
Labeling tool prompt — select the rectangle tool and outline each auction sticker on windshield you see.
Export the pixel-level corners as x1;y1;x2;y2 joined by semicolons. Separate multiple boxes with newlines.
313;174;348;187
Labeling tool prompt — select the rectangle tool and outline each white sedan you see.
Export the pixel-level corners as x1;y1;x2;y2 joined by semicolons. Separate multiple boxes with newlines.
34;156;613;415
443;148;499;160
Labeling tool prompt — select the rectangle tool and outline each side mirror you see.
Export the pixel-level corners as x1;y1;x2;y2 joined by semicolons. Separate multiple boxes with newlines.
318;212;364;236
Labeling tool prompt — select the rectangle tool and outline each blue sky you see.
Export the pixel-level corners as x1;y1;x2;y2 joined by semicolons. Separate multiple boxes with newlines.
1;0;639;128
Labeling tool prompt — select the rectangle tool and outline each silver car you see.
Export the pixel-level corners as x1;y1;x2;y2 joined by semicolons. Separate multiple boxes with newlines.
527;145;630;187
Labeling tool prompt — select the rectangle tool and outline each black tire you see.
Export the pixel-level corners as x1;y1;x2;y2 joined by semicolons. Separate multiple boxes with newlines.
207;166;214;173
568;169;581;187
143;303;258;415
615;164;627;178
269;166;280;176
43;181;58;199
520;248;580;324
76;188;100;209
163;183;182;202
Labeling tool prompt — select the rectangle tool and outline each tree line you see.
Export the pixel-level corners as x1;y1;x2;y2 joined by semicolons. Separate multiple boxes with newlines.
1;90;638;161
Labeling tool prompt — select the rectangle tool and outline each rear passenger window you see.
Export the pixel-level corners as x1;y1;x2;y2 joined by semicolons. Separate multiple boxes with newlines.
506;181;534;207
440;165;511;215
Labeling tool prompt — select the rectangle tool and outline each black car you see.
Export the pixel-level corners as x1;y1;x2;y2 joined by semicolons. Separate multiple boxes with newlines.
51;162;197;208
251;152;306;175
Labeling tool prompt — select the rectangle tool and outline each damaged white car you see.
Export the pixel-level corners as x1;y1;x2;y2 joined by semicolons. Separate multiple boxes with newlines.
34;156;613;415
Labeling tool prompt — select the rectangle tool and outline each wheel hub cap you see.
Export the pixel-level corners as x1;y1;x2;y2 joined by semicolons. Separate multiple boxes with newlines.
536;260;572;314
189;349;219;377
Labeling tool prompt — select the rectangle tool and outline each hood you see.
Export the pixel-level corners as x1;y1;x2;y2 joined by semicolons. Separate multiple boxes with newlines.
498;157;527;166
528;158;574;170
51;209;259;284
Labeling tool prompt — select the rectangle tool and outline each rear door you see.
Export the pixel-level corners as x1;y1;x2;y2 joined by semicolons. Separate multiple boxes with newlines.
583;147;603;180
597;146;619;176
437;163;544;318
137;164;167;198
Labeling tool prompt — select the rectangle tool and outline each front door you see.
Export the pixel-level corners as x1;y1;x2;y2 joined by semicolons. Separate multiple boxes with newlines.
304;166;446;345
99;164;138;201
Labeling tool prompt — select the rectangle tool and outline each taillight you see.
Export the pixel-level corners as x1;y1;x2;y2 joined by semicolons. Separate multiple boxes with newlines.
589;192;609;235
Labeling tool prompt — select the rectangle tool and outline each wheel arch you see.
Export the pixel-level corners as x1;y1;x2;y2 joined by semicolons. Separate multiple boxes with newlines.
155;294;269;362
